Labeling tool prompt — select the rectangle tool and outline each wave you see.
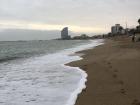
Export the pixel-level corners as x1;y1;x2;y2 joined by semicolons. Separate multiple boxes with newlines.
0;56;21;63
0;52;44;63
0;39;104;105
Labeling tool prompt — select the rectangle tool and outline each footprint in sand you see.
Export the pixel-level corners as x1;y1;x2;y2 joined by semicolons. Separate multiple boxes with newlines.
106;61;113;69
107;62;111;65
112;73;118;78
120;88;126;95
132;99;140;105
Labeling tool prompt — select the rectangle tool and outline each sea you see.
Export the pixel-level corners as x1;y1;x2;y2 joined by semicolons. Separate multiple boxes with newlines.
0;39;104;105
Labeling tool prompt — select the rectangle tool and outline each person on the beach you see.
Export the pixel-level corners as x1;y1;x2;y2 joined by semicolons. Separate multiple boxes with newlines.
132;32;136;42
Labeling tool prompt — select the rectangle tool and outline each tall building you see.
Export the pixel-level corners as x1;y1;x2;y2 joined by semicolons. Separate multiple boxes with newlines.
111;24;125;35
111;24;121;34
61;27;71;39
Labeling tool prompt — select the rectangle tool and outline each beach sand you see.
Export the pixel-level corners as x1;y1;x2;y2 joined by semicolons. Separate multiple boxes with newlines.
68;36;140;105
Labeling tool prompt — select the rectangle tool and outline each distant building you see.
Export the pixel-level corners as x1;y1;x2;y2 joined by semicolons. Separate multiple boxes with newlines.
111;24;125;35
111;24;121;34
61;27;71;39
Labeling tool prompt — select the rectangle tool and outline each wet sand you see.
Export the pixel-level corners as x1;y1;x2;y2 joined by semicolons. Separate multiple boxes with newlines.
68;36;140;105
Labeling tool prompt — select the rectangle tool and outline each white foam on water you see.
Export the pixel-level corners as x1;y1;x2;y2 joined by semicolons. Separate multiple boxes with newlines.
0;39;104;105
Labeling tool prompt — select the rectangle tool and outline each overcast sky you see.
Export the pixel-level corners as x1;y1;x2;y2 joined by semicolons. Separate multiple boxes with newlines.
0;0;140;40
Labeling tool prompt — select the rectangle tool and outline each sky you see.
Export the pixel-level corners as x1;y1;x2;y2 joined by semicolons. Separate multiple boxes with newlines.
0;0;140;40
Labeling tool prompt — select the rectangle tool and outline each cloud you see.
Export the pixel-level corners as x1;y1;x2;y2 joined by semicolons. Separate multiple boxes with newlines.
0;0;139;33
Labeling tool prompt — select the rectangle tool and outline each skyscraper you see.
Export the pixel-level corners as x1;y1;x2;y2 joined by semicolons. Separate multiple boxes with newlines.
61;27;71;39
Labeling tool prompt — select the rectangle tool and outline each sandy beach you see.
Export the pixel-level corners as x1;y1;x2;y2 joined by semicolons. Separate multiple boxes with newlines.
68;36;140;105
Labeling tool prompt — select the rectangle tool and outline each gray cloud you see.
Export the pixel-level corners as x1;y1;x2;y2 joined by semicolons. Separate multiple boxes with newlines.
0;0;139;40
0;0;139;25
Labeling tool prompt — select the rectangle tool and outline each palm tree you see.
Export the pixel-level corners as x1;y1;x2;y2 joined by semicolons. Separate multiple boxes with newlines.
136;26;139;29
138;18;140;25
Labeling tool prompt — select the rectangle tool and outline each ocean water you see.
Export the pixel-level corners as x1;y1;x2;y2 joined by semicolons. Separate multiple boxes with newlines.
0;39;104;105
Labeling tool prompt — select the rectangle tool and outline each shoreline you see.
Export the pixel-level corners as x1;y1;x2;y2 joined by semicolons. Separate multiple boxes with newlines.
63;39;104;105
67;36;140;105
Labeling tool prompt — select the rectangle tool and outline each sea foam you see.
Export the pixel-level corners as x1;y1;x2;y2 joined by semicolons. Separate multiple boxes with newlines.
0;39;104;105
